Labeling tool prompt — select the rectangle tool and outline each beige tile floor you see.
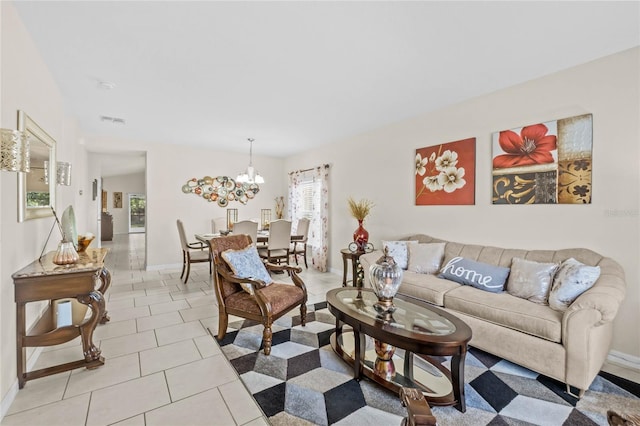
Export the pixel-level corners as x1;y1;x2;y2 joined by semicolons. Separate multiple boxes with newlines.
1;233;341;426
3;234;638;426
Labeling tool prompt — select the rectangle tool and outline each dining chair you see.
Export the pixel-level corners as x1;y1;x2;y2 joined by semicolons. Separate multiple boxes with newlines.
209;234;307;355
290;217;310;268
232;220;258;243
258;219;292;266
176;219;212;283
212;217;226;233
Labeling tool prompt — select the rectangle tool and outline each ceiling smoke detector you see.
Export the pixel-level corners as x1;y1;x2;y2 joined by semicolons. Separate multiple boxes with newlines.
100;115;126;124
97;81;116;90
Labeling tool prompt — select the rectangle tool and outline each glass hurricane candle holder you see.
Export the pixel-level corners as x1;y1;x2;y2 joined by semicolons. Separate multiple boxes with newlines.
369;247;403;315
53;241;79;265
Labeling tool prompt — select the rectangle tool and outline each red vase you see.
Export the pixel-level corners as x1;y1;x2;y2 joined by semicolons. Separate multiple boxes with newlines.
353;220;369;251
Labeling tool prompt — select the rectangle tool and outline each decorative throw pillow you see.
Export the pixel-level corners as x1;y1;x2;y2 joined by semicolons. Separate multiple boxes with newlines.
438;256;510;293
221;245;273;294
407;243;446;274
381;240;418;270
507;258;559;304
548;258;601;312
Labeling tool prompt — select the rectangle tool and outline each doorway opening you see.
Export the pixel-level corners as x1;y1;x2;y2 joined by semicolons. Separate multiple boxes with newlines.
128;193;146;233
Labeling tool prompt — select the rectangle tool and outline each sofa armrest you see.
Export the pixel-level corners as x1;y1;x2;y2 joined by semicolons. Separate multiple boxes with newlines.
359;251;382;289
562;258;626;327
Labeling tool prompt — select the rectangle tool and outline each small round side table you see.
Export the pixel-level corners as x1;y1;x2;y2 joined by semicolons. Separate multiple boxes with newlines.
340;248;366;287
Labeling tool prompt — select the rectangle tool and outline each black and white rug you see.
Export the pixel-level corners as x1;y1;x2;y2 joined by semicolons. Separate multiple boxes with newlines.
214;302;640;425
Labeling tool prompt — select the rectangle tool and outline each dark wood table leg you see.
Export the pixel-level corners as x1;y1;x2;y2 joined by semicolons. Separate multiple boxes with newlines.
97;267;111;323
353;330;367;380
352;257;359;287
451;349;467;412
342;252;348;286
404;350;414;381
16;302;26;389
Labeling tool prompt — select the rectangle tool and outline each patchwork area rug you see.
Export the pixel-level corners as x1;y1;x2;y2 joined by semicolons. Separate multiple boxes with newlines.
214;302;640;425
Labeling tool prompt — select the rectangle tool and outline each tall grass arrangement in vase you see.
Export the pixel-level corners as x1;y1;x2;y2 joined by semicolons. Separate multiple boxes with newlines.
348;197;374;250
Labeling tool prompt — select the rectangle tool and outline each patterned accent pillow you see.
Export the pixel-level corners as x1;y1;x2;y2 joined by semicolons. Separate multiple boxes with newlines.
507;258;559;304
438;256;510;293
548;258;601;312
381;240;418;270
221;245;273;294
407;243;446;274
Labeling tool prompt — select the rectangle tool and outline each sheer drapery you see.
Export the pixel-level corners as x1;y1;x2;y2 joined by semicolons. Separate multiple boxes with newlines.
288;164;329;271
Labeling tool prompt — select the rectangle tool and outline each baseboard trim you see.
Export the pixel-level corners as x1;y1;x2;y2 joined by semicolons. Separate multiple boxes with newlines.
607;350;640;372
146;262;182;271
1;346;43;421
0;381;18;422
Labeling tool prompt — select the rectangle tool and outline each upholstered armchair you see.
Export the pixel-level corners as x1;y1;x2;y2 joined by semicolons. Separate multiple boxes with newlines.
209;234;308;355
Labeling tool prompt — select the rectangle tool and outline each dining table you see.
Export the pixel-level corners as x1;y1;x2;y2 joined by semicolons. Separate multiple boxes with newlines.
195;231;303;246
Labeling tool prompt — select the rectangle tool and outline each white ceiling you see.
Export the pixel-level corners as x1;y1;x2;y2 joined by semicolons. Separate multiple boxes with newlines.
12;1;640;164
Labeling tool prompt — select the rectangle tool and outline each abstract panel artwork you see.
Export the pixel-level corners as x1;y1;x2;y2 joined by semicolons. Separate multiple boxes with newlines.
415;137;476;205
492;114;593;204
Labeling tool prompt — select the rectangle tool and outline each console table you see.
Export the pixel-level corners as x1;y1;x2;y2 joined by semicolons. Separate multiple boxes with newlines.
12;248;111;389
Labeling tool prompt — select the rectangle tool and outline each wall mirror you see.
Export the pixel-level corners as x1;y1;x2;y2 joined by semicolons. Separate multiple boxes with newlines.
17;110;56;222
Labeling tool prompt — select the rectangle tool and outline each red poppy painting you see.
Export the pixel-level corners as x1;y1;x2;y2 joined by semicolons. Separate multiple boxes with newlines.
415;138;475;205
492;114;593;204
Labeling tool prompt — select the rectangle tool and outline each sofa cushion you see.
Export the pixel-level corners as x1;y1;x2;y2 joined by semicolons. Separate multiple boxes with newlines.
407;242;445;274
549;258;601;312
399;271;461;306
444;285;563;342
438;256;510;293
382;240;418;270
507;258;559;304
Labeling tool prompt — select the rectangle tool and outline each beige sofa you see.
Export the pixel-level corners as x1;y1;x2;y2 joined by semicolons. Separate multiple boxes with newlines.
359;234;626;397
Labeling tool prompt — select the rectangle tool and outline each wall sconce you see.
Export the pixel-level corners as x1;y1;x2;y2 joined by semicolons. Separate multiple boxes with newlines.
56;162;71;186
0;129;30;172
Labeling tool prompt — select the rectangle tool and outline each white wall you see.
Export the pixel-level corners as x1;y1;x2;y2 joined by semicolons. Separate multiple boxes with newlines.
102;172;146;235
0;2;91;414
85;137;287;268
285;47;640;359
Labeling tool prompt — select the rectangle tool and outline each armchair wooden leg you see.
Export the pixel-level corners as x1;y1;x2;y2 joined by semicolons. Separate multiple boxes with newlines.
217;311;229;340
262;324;273;355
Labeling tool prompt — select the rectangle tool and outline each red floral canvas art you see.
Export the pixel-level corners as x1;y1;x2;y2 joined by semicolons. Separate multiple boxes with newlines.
415;138;475;206
492;114;593;204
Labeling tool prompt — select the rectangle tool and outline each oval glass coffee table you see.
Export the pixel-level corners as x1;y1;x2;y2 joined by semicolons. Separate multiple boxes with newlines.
326;287;472;412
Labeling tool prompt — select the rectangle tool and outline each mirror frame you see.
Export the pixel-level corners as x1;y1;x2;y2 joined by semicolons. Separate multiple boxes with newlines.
17;110;56;222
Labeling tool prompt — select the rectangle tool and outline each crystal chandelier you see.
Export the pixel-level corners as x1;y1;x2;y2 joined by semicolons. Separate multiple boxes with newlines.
236;138;264;184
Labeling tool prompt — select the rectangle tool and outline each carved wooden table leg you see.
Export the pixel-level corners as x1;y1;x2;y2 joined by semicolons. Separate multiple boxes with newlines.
97;267;111;323
77;291;105;365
